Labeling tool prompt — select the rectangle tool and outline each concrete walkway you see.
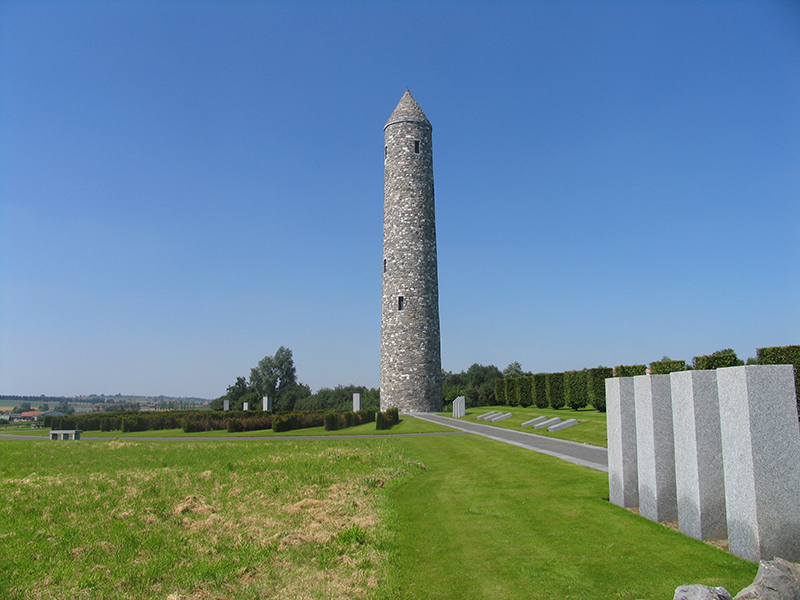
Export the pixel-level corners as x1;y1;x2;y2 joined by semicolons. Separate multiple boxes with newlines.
410;413;608;472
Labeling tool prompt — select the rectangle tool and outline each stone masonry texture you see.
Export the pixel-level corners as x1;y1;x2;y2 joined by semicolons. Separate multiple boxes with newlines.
380;91;443;412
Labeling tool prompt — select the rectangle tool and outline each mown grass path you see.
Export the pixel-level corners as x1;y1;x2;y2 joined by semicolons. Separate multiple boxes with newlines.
381;434;755;600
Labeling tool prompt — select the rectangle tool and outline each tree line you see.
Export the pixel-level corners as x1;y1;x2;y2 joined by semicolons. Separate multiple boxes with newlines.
211;346;379;412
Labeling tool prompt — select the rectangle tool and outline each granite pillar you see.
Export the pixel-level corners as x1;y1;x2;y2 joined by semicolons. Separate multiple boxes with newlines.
634;374;677;522
717;365;800;562
606;376;639;508
670;370;727;540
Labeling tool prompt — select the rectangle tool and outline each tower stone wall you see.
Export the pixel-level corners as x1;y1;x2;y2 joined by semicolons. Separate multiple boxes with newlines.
380;90;443;412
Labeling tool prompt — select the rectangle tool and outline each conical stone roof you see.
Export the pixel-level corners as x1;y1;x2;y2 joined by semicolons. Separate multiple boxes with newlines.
385;90;431;129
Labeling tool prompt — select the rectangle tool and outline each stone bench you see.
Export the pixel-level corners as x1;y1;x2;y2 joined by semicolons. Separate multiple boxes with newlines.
50;429;83;440
476;411;500;421
522;416;547;427
533;417;561;429
548;418;578;432
490;412;513;423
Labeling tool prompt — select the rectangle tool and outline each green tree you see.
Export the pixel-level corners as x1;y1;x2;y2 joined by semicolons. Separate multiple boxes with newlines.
250;346;298;402
502;362;524;379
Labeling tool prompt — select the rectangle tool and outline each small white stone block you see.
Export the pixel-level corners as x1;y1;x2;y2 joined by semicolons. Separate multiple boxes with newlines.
490;412;513;423
452;396;466;418
717;365;800;562
223;400;230;411
671;370;727;541
476;411;498;421
242;402;249;411
549;418;578;432
353;393;362;412
634;374;677;522
521;416;547;427
262;396;273;411
533;417;561;429
606;377;638;508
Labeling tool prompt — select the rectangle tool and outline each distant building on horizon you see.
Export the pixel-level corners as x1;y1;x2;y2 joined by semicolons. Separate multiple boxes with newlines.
380;90;443;413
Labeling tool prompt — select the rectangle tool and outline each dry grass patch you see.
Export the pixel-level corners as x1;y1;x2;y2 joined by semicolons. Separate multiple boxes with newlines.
0;439;425;600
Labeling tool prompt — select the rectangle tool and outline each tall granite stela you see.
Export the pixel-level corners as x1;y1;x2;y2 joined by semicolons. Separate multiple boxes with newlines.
380;91;443;413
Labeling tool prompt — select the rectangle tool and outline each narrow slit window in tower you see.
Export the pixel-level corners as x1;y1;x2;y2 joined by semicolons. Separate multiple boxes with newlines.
414;139;420;154
383;259;387;273
398;296;404;311
385;145;388;159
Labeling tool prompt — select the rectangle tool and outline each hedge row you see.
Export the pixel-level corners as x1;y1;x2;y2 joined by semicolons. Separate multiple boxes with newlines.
757;345;800;407
376;407;400;430
323;409;376;431
46;408;378;435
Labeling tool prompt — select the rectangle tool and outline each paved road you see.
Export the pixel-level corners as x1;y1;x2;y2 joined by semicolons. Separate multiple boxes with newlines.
410;413;608;472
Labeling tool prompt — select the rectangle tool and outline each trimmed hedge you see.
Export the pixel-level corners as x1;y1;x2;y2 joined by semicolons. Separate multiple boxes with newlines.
506;378;520;406
693;350;742;370
615;364;646;378
649;360;686;375
546;372;565;409
532;374;548;409
494;379;508;406
587;367;613;413
564;370;589;410
757;345;800;407
517;377;533;407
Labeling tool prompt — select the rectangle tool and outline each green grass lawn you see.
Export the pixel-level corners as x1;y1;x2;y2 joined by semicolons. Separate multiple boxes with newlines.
0;420;757;599
447;405;609;447
382;433;755;600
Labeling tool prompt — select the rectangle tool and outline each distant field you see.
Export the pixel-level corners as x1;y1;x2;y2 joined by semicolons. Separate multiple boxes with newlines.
447;405;609;447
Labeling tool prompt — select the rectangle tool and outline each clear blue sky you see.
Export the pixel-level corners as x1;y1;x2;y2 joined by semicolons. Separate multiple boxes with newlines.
2;0;798;399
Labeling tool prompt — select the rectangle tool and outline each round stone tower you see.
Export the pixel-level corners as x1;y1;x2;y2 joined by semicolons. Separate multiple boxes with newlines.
380;90;443;413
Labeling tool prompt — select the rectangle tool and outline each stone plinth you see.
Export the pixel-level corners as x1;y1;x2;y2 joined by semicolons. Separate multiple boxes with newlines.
223;400;230;411
717;365;800;562
353;393;362;412
522;416;547;427
242;402;249;411
452;396;465;418
634;374;677;522
671;370;727;540
262;396;272;411
606;376;638;508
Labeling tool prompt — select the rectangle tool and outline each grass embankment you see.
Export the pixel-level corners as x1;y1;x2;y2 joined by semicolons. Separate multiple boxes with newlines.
383;434;755;600
449;405;609;447
0;421;757;599
0;438;424;600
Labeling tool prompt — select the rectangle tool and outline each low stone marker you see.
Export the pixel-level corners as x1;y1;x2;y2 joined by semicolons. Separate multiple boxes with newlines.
533;417;561;429
50;429;82;440
634;374;677;523
606;376;639;508
717;364;800;562
670;369;727;541
477;411;499;421
262;396;272;411
490;412;512;423
242;402;249;411
548;418;577;432
223;400;230;411
521;416;547;427
353;393;362;412
452;396;466;418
